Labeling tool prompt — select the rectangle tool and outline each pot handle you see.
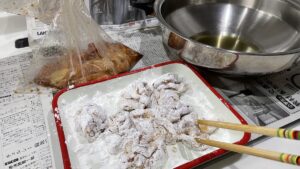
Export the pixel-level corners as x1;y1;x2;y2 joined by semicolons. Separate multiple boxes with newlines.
130;0;155;15
180;41;239;70
166;32;238;69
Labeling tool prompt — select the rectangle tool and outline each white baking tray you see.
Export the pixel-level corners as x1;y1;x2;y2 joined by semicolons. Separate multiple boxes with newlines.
52;61;250;169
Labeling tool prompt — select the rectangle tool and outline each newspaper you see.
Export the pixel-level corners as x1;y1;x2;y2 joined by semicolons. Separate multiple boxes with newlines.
1;16;298;169
0;53;63;169
102;18;173;69
201;67;300;139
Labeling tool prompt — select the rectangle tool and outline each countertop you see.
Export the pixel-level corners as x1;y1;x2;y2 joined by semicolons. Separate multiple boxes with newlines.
1;11;300;169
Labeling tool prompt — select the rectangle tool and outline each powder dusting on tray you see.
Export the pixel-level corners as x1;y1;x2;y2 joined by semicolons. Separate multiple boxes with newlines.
60;73;224;169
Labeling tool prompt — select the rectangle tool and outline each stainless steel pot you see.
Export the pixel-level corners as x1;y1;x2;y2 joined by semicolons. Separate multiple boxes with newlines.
154;0;300;75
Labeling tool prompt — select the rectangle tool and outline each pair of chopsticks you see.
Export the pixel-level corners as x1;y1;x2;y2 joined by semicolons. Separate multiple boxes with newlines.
196;120;300;166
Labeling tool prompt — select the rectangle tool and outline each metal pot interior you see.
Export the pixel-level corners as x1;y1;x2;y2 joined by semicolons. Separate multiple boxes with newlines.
157;0;300;54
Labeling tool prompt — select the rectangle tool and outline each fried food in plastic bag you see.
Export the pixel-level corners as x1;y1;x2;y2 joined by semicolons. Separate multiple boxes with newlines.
4;0;143;89
34;43;142;89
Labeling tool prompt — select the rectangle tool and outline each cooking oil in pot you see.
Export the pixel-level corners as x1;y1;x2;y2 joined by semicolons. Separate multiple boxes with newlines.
190;33;260;53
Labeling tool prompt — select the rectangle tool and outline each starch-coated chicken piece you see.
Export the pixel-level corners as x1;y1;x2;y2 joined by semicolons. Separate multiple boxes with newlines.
74;104;108;142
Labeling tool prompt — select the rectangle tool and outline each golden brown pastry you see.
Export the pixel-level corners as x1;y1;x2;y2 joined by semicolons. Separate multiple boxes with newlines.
34;43;142;89
108;43;141;73
34;57;71;89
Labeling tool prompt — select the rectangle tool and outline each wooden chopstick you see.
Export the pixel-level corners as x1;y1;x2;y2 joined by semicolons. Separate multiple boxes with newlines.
198;120;300;140
196;138;300;166
196;120;300;165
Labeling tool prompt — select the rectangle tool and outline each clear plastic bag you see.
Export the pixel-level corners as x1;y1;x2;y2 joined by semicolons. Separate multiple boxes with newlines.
3;0;142;89
0;0;60;24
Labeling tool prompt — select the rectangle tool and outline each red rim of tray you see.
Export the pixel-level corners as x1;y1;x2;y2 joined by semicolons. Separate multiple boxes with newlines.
52;60;251;169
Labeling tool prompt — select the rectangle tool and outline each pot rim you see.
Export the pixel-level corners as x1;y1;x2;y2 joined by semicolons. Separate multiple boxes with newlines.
154;0;300;56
